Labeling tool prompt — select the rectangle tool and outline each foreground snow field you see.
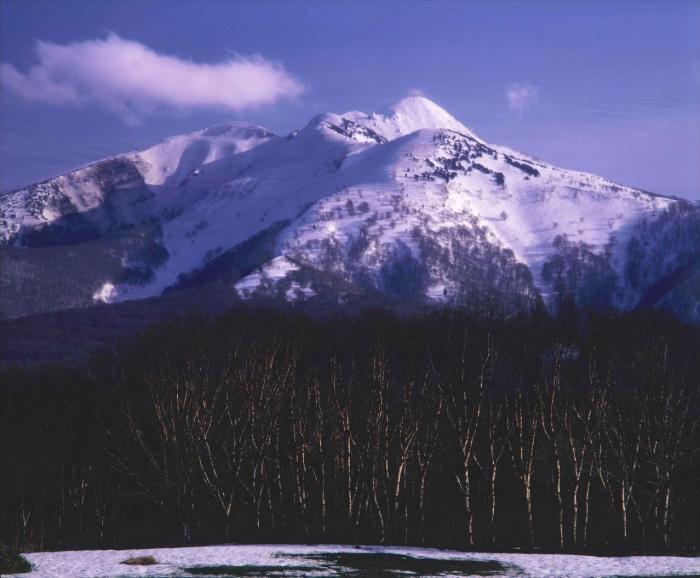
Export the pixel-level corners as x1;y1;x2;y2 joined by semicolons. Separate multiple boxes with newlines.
15;544;700;577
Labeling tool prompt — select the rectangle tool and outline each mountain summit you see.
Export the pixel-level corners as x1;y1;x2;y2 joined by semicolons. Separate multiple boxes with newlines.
343;95;480;141
1;97;698;321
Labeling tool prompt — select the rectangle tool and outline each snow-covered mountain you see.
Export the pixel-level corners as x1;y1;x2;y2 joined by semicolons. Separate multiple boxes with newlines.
2;96;698;320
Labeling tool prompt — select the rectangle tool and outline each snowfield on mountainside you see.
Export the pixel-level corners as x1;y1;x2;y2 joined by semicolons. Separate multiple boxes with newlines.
2;96;698;320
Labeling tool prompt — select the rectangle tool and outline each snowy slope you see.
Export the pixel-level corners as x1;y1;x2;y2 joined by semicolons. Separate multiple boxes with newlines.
2;96;697;319
1;123;273;240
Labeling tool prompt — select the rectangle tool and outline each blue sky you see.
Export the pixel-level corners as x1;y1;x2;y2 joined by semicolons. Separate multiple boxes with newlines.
1;0;699;199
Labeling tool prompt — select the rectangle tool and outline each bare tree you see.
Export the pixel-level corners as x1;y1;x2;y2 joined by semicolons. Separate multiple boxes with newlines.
601;397;643;545
106;358;213;543
506;388;540;548
639;381;696;547
411;369;443;544
328;356;366;541
191;346;255;540
242;339;296;533
539;350;565;550
440;334;490;546
475;393;509;547
562;387;599;548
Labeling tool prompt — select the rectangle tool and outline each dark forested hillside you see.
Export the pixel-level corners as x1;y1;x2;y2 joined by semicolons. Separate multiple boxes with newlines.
0;308;698;553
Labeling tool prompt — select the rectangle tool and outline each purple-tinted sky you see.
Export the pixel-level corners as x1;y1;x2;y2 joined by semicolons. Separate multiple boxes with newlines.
1;0;699;199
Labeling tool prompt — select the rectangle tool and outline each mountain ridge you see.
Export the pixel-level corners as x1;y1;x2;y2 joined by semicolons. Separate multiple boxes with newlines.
1;96;698;321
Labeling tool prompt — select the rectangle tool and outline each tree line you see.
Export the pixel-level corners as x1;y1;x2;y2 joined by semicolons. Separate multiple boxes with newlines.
0;307;698;553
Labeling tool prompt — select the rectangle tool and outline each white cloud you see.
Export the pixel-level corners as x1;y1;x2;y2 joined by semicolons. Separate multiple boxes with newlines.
0;34;304;123
506;83;539;113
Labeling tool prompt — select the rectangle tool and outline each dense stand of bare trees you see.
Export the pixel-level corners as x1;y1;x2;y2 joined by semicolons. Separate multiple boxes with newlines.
1;308;698;552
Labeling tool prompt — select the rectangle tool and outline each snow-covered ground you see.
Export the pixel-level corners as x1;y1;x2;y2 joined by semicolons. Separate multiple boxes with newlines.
14;544;700;577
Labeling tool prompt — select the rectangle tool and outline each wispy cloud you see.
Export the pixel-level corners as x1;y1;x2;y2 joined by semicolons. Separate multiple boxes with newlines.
505;83;539;113
0;34;304;123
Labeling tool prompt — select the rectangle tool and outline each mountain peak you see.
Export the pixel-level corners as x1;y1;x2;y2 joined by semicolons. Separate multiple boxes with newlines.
344;95;479;142
387;94;449;116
